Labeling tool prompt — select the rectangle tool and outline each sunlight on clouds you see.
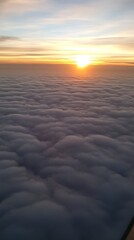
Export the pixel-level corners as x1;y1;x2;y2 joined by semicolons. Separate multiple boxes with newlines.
0;34;134;64
0;0;49;14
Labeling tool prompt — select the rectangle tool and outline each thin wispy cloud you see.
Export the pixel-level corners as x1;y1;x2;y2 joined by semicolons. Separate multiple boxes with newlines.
0;36;20;42
0;0;134;63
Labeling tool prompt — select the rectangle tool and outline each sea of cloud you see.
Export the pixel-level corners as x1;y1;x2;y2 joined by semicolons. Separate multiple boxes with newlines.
0;67;134;240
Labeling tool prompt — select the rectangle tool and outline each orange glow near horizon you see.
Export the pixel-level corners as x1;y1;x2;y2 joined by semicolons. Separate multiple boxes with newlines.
0;54;133;67
0;0;134;66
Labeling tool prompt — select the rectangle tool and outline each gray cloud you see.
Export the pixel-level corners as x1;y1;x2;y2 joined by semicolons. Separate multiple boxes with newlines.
0;36;20;42
86;37;134;47
0;45;71;59
0;65;134;240
0;0;8;6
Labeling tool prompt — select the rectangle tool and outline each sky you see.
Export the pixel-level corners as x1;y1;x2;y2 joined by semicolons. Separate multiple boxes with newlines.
0;0;134;64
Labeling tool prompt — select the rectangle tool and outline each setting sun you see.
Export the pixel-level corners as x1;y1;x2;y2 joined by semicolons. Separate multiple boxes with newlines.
75;55;92;68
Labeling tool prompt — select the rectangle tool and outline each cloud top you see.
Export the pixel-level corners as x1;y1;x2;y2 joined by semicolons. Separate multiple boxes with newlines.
0;68;134;239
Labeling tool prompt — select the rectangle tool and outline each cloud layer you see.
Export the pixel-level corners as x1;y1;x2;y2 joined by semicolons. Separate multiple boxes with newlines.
0;66;134;239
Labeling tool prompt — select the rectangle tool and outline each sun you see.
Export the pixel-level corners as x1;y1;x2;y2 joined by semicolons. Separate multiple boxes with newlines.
75;55;92;68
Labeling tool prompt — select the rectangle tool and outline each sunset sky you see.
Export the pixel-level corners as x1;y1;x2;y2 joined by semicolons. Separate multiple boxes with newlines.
0;0;134;65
